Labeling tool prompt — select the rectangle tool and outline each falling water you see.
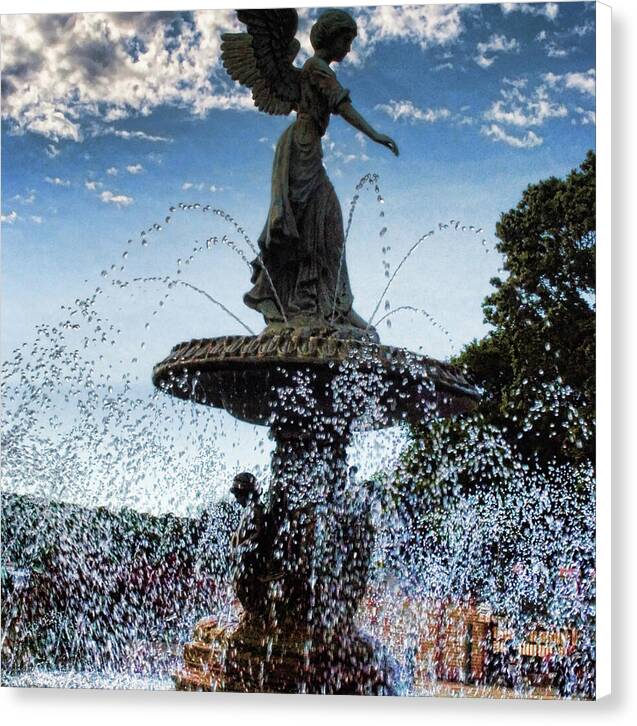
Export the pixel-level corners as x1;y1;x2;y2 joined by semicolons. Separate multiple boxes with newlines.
1;178;595;697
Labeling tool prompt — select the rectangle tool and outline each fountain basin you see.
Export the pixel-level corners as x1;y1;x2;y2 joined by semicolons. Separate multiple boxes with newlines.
152;330;480;428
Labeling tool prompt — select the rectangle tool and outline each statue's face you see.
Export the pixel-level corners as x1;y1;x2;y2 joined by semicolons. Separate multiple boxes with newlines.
231;484;251;507
330;31;355;62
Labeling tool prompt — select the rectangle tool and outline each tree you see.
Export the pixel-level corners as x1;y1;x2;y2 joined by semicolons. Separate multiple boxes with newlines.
457;150;595;466
390;152;597;589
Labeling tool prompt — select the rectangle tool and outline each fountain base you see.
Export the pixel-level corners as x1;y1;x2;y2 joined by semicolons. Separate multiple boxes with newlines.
174;617;397;695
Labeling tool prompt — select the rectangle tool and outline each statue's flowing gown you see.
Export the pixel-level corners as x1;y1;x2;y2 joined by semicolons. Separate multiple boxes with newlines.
244;56;365;330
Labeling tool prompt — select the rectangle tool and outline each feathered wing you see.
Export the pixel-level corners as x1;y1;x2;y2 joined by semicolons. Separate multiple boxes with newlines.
221;8;301;116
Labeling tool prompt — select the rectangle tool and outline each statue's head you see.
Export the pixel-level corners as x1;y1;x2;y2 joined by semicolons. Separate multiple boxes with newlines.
231;472;259;506
310;9;357;61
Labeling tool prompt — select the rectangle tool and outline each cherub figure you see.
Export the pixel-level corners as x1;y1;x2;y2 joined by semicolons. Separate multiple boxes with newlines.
221;9;399;338
229;472;269;615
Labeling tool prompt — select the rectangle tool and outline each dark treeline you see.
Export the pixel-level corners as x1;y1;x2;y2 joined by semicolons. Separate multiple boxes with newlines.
1;491;239;673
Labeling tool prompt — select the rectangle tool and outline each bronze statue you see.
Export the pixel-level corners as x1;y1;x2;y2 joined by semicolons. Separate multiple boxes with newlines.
229;472;270;615
221;9;399;337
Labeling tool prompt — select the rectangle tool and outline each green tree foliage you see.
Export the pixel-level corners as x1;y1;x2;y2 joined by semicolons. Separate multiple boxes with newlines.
391;152;597;580
458;150;595;466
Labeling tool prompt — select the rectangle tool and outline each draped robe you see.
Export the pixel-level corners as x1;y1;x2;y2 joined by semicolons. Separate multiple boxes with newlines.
244;56;363;329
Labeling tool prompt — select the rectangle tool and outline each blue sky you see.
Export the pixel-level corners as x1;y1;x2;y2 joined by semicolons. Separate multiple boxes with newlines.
0;2;596;511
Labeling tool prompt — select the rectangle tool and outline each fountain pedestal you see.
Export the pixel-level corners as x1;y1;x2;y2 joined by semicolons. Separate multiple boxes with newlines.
153;328;479;694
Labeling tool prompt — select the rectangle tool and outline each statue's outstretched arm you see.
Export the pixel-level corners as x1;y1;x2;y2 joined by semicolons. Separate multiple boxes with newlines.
338;101;399;157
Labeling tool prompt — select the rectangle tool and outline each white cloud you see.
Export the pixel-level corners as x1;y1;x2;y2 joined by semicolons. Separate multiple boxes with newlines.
0;8;473;141
574;107;596;125
146;153;164;166
350;4;466;63
481;124;543;149
375;100;451;123
103;107;130;122
85;180;102;191
106;167;118;176
1;210;18;224
543;69;596;96
100;190;133;206
12;191;36;205
571;22;595;38
45;176;70;187
126;163;144;174
0;11;250;142
534;17;592;59
503;77;528;90
485;81;568;127
97;129;171;143
545;42;571;58
45;144;60;158
563;70;596;96
474;34;520;68
501;3;559;21
20;107;84;142
30;215;43;224
182;180;223;192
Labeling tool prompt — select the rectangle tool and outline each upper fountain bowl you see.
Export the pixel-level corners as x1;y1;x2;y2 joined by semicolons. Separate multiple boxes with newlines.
152;328;480;430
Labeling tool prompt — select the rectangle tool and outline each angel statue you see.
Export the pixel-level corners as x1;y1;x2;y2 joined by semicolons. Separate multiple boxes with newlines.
221;8;399;340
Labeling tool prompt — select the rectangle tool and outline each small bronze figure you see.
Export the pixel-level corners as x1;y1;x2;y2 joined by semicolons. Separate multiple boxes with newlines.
221;9;399;336
229;472;269;615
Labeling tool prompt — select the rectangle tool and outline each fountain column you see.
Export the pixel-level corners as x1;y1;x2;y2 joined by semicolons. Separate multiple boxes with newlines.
153;330;479;694
220;382;395;695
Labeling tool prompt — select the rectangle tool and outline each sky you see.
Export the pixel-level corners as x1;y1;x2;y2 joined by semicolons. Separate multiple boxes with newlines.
0;1;597;512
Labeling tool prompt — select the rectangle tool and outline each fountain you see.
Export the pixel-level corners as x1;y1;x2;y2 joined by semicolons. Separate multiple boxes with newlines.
0;151;596;699
152;8;480;695
0;9;596;701
153;326;479;694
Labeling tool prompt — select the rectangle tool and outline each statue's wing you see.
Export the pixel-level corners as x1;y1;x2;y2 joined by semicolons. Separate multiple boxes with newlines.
221;8;301;116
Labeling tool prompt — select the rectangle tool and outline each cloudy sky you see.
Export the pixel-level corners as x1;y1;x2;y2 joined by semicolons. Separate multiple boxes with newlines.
1;1;596;355
0;2;596;506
